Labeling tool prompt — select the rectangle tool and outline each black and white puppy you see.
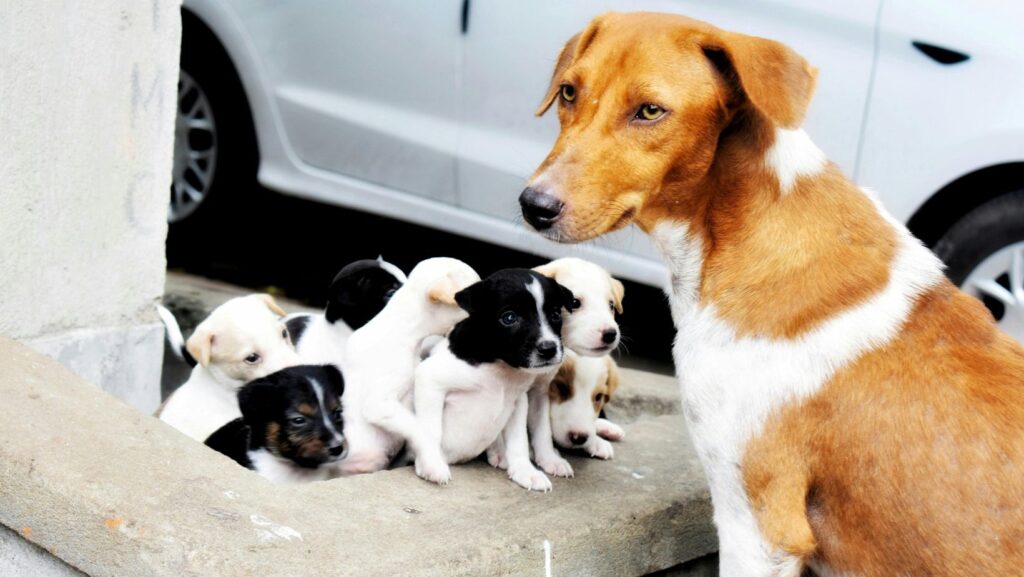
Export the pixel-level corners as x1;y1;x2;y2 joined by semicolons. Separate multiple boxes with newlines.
412;269;574;491
286;257;406;369
205;365;347;484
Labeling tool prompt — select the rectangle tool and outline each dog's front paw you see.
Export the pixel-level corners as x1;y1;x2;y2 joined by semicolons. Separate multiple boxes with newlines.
536;454;574;478
508;464;552;492
596;418;625;442
415;456;452;485
486;446;508;470
586;437;614;460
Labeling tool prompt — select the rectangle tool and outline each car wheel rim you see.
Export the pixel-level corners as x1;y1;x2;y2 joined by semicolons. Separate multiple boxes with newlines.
169;70;217;223
962;240;1024;340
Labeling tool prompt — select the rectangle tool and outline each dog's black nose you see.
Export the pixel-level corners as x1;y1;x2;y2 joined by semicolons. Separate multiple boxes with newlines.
568;432;589;446
601;329;619;345
329;443;346;457
537;340;559;360
519;187;564;230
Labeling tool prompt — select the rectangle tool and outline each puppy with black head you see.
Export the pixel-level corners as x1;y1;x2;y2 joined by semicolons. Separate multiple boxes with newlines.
286;256;406;370
412;269;574;491
205;364;347;485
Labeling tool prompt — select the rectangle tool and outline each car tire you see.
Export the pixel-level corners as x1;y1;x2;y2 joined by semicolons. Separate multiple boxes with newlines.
934;190;1024;337
167;23;259;252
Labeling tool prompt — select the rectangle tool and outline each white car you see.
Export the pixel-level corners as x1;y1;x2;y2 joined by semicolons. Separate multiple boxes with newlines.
171;0;1024;338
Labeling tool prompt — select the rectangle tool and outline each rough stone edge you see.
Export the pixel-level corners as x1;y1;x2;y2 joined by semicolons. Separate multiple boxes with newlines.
0;524;88;577
25;322;164;413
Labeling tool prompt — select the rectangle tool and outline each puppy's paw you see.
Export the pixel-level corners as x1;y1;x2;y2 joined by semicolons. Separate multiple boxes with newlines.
596;418;625;442
536;454;574;478
508;464;552;492
415;457;452;485
586;437;615;460
486;446;508;470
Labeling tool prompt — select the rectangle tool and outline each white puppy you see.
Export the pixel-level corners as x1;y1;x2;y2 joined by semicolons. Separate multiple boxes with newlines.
526;258;624;477
412;269;574;491
549;350;623;459
158;294;300;441
335;257;480;476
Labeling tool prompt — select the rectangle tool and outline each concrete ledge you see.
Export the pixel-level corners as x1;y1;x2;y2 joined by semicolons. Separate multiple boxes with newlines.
26;323;164;413
0;336;713;576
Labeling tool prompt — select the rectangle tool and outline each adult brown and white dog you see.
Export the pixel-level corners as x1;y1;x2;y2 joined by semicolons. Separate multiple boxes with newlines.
520;11;1024;577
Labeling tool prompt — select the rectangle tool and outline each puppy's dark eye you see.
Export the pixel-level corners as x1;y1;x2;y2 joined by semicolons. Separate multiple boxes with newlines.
290;416;307;426
244;353;261;365
556;382;570;398
549;310;562;323
595;393;606;404
331;409;343;422
609;301;616;312
282;329;288;340
635;103;666;121
500;311;519;326
559;84;576;103
384;286;399;300
571;298;582;310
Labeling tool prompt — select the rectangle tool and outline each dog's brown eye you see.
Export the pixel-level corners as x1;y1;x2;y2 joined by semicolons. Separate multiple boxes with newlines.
559;84;576;103
636;104;665;121
244;353;261;364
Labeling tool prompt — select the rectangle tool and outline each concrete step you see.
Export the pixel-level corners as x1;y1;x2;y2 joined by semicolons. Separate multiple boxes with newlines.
0;336;716;576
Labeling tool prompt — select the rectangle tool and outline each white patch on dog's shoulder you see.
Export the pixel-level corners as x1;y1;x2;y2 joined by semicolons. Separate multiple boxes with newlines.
376;256;408;283
765;128;826;195
654;203;943;574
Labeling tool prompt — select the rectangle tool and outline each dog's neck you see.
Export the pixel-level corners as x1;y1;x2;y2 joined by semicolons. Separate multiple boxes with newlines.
646;110;903;339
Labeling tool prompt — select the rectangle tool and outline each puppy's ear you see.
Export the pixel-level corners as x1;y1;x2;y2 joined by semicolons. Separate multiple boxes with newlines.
699;29;817;128
237;377;283;425
535;13;610;116
453;281;483;313
555;281;577;312
186;328;214;367
321;364;345;399
427;273;463;305
533;261;562;281
610;277;625;314
604;356;621;400
260;294;287;317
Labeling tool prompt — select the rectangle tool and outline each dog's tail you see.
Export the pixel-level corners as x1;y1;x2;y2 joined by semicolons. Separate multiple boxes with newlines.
157;304;197;367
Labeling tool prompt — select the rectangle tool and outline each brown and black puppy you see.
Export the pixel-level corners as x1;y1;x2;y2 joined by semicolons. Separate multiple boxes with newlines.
205;365;347;484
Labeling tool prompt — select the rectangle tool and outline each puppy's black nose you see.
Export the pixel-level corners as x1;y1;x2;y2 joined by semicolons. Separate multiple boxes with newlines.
329;443;346;457
601;329;619;345
519;187;564;230
537;340;559;360
568;432;589;446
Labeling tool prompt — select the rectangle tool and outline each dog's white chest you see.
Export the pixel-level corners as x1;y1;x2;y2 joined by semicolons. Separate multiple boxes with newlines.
441;368;533;463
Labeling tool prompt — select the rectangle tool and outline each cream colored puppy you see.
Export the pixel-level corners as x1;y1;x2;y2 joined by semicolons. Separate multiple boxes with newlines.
158;294;300;441
549;350;623;459
525;258;623;477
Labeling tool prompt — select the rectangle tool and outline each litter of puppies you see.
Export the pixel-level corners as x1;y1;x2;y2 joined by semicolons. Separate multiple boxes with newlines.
158;256;627;488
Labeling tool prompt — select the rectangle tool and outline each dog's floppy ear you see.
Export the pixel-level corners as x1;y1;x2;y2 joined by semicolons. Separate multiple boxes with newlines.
610;277;625;314
699;29;817;129
186;327;214;367
555;281;577;312
427;272;468;305
320;364;345;399
237;377;283;425
535;13;611;116
259;294;287;317
453;281;484;314
604;356;621;400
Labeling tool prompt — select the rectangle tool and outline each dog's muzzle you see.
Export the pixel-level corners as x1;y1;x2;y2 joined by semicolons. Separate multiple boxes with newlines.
519;187;564;231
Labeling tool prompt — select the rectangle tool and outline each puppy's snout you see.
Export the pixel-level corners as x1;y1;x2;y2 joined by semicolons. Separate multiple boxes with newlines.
601;329;619;345
519;187;564;230
537;340;559;361
329;441;348;459
568;431;589;446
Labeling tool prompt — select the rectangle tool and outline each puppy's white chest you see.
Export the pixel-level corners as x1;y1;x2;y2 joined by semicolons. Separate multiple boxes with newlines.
441;369;532;463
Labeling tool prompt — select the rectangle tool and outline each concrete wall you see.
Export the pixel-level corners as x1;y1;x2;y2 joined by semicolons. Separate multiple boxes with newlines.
0;0;181;411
